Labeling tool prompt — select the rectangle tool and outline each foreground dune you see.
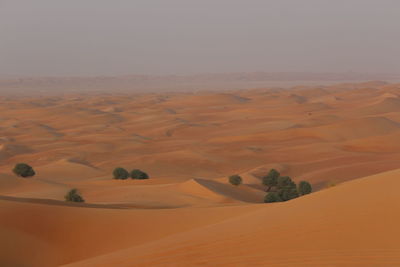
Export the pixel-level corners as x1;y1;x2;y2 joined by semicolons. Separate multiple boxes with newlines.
0;199;263;266
65;169;400;266
3;168;400;266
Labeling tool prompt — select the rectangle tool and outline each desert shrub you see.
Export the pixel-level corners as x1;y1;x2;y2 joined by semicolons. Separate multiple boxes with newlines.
113;167;129;180
263;173;312;203
264;192;282;203
13;163;35;178
65;189;84;203
277;187;299;201
298;181;312;196
276;176;299;201
277;176;294;188
130;169;149;179
262;169;280;191
229;175;242;186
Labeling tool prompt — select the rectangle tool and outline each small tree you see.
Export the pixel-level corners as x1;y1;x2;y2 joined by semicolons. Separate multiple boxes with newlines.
113;167;129;180
276;176;299;201
229;175;242;186
264;192;282;203
131;169;149;179
298;181;312;196
65;189;84;203
13;163;35;178
262;169;280;191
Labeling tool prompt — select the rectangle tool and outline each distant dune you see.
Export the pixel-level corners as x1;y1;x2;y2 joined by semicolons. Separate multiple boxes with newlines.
1;72;400;95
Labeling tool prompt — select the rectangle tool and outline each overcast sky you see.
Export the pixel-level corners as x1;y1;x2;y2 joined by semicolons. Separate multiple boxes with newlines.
1;0;400;76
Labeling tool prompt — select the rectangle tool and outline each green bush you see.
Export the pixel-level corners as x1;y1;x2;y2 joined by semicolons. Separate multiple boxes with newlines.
65;189;84;203
131;169;149;179
229;175;242;186
276;176;294;188
263;173;312;203
264;192;282;203
262;169;280;191
113;167;129;180
277;187;299;201
298;181;312;195
13;163;35;178
276;176;299;201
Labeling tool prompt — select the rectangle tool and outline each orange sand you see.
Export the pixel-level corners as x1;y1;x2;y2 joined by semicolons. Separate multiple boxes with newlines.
1;81;400;266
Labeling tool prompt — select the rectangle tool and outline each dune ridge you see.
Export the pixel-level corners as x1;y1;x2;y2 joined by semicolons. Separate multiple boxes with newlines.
64;169;400;267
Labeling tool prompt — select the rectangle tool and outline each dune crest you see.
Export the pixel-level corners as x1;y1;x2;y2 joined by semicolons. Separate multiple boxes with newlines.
64;169;400;267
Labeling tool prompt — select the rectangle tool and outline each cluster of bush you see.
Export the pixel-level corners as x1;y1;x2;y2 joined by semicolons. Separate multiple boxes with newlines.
113;167;149;180
13;162;310;204
262;169;312;202
228;169;312;203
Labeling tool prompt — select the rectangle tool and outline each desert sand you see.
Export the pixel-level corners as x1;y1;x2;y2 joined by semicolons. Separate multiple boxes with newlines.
1;81;400;266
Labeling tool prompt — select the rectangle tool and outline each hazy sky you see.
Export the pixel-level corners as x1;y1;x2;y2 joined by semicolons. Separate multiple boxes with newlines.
1;0;400;76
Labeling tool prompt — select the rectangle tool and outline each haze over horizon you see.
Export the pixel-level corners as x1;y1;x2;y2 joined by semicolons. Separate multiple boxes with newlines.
2;0;400;77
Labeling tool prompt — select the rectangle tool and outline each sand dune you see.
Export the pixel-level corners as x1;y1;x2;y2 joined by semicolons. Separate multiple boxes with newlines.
1;83;399;187
36;159;102;182
65;169;400;266
0;143;33;160
1;82;400;266
0;172;69;199
342;132;400;153
179;178;264;203
362;97;400;114
163;93;251;107
0;198;262;266
0;173;28;192
207;116;400;144
303;116;400;141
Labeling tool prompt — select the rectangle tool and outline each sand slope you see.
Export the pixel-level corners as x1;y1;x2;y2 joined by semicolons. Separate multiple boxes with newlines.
0;199;263;267
66;169;400;267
